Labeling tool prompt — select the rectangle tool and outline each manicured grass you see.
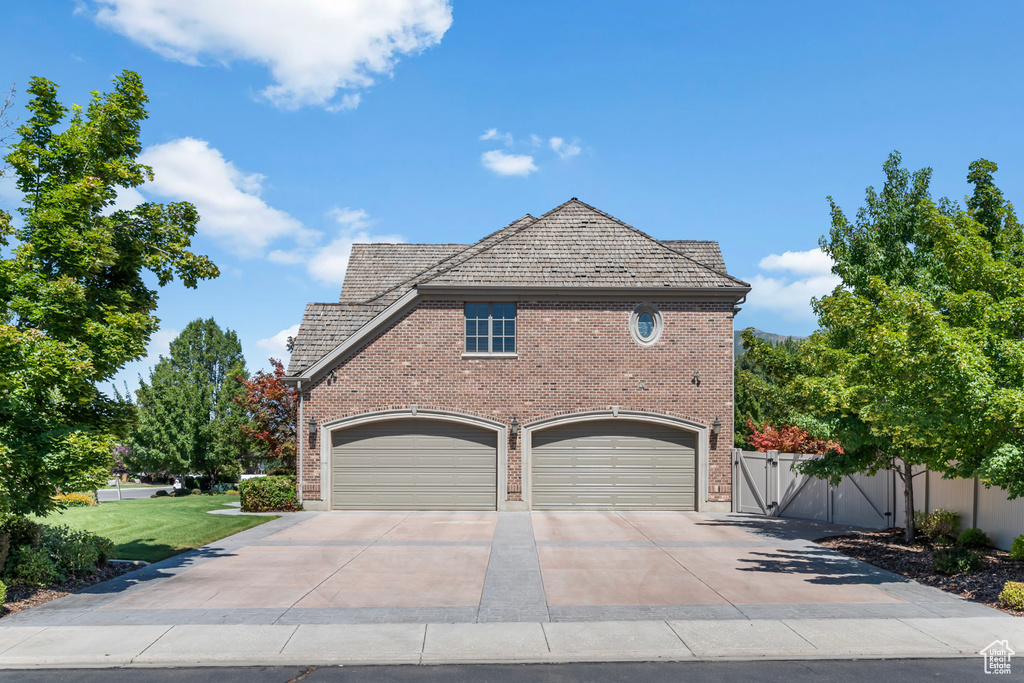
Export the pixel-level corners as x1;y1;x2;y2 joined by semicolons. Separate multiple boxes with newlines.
33;496;278;563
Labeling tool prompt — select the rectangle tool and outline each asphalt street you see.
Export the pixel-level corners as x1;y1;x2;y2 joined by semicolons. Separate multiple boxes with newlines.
0;659;993;682
96;487;171;502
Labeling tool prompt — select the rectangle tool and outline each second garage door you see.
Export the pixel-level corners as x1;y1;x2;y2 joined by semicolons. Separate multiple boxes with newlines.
531;420;696;510
332;419;497;510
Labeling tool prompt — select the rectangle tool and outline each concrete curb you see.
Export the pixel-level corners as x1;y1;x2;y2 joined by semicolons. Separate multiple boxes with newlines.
0;616;1017;668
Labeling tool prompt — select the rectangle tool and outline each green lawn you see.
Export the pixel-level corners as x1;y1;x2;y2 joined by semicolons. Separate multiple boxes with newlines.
33;496;278;563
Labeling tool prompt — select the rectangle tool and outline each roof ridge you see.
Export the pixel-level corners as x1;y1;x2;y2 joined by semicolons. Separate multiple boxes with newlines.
360;213;539;305
565;198;748;285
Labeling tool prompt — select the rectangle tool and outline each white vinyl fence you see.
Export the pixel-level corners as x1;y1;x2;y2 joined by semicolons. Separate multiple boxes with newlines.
733;449;1024;550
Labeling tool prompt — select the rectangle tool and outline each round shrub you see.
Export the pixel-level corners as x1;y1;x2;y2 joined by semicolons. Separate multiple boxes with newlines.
39;525;114;578
153;489;170;498
957;527;992;548
239;476;300;513
1010;535;1024;561
1000;581;1024;611
3;516;43;549
932;546;982;575
5;546;59;587
915;508;960;542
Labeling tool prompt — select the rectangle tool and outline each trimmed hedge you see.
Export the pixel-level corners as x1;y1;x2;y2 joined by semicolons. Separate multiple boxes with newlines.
239;476;301;513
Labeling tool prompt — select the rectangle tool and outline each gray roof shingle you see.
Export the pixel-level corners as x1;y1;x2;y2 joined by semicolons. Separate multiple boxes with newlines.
287;200;747;375
287;302;386;375
423;199;745;289
339;244;466;303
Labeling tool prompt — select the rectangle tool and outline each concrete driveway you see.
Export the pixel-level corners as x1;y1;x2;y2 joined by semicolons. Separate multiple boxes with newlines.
3;511;1000;627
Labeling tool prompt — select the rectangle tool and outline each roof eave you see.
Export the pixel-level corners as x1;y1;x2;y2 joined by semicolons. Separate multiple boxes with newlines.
283;287;420;385
416;283;752;299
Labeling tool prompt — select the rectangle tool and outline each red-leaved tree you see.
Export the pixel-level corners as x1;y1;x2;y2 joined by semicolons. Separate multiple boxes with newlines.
745;418;844;455
234;358;297;471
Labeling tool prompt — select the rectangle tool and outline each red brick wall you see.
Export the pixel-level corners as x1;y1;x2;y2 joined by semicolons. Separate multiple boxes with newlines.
299;299;736;504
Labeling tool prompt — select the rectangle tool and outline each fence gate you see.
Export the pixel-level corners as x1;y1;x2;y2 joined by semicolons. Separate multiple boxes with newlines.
734;450;775;515
733;449;894;528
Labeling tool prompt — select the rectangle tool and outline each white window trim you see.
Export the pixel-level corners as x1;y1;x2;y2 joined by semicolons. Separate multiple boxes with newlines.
629;303;663;346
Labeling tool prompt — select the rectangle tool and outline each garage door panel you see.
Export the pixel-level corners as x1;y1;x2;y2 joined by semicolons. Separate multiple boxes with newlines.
531;421;696;510
336;453;495;469
335;470;496;488
533;470;694;488
333;489;497;510
331;419;497;510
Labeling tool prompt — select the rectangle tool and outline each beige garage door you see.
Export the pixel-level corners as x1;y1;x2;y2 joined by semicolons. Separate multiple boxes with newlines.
332;419;497;510
531;421;696;510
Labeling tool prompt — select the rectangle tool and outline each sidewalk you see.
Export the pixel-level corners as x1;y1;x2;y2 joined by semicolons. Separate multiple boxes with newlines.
0;615;1020;667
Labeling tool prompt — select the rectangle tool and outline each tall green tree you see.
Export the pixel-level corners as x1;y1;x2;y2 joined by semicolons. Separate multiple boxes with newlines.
0;72;217;516
793;153;1024;541
734;330;805;448
131;319;250;486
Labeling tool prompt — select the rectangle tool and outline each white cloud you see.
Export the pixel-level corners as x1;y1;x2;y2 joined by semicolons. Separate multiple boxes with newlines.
139;137;314;258
256;323;299;360
90;0;453;110
746;248;841;322
758;248;834;276
328;207;372;231
549;136;581;159
481;150;537;177
480;128;513;146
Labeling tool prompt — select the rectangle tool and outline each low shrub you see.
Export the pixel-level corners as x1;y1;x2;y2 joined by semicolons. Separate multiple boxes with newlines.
3;517;42;548
932;546;982;575
54;492;96;508
5;546;59;587
38;525;114;578
915;508;960;542
957;527;992;549
0;579;6;606
1010;535;1024;561
239;476;300;513
153;490;170;498
267;467;295;477
225;488;240;496
1000;581;1024;611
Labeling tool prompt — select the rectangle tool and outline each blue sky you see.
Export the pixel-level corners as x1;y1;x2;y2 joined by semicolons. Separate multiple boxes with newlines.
2;1;1022;391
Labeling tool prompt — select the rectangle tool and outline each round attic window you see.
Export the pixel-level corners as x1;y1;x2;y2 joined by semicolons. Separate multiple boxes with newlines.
629;304;663;346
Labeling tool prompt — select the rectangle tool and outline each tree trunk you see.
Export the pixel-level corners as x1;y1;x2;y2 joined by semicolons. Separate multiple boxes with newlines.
902;457;916;543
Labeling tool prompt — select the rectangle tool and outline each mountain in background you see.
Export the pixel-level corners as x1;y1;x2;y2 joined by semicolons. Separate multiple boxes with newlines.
734;327;808;356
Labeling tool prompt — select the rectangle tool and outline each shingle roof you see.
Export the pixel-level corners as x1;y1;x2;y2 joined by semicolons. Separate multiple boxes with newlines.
423;199;745;289
339;244;466;303
287;199;748;375
659;240;727;273
360;214;538;306
287;302;386;375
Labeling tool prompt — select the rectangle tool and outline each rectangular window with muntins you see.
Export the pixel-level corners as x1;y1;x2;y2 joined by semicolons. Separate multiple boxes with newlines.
465;303;516;353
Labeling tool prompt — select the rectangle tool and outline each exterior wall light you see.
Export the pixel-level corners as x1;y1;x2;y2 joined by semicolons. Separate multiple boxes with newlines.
510;416;520;435
308;417;318;438
712;417;722;435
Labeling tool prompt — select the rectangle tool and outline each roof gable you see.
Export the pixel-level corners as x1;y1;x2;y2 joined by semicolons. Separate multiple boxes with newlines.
419;199;746;290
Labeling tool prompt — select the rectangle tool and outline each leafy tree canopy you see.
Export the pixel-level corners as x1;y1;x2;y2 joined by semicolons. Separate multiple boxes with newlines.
234;358;297;472
130;319;250;486
784;152;1024;540
0;71;217;516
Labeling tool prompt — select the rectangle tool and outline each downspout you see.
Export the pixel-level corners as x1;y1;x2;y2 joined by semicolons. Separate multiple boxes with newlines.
297;380;303;502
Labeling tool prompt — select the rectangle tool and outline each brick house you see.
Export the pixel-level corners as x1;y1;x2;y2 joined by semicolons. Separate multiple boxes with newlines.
284;199;750;512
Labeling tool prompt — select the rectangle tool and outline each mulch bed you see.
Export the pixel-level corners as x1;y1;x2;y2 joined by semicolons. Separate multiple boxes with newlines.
1;562;141;618
818;528;1024;616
